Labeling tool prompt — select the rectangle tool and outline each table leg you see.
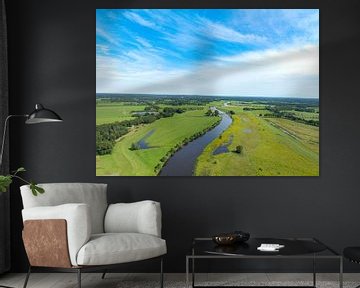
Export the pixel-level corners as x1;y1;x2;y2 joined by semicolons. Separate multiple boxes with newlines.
339;257;343;288
192;247;195;288
186;257;189;288
313;254;316;287
192;257;195;288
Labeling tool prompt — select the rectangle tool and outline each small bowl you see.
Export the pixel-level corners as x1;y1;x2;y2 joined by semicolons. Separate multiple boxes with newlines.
212;234;237;245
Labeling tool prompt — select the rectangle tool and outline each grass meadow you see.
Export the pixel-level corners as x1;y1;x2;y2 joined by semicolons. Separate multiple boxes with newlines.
96;102;147;125
96;108;219;176
195;103;319;176
96;97;319;176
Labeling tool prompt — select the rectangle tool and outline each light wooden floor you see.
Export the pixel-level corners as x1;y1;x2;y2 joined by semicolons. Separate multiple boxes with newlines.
0;273;359;288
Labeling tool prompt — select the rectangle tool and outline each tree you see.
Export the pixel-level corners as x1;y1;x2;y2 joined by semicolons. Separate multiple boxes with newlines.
214;110;219;116
130;142;140;151
229;110;235;115
235;145;243;154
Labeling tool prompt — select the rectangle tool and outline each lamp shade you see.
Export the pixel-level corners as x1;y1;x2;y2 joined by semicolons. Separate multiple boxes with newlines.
25;104;63;124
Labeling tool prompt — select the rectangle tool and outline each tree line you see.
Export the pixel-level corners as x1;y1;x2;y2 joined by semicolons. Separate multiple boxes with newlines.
262;112;319;126
96;94;215;106
247;106;320;127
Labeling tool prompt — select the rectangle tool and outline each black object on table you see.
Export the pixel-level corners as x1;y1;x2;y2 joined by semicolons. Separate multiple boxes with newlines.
344;247;360;263
343;247;360;288
186;237;343;288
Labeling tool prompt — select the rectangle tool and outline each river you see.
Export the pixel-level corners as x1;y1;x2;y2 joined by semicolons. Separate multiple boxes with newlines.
160;110;233;176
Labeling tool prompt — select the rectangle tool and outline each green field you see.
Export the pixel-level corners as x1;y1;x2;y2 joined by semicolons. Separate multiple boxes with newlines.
291;110;319;121
96;102;147;125
96;96;319;176
96;108;220;176
265;118;319;153
195;104;319;176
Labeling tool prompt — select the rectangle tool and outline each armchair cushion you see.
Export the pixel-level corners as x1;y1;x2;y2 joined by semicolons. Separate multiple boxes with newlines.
104;201;162;237
76;233;166;266
22;203;91;266
21;183;108;234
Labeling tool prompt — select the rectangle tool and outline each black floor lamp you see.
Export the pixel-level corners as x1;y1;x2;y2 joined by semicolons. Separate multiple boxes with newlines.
0;103;62;288
0;103;63;167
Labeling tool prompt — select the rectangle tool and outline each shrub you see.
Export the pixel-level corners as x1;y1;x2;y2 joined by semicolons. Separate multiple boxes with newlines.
235;145;243;154
129;142;140;151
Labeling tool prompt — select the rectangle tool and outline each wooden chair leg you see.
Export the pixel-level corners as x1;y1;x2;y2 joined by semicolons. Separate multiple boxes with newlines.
77;269;81;288
22;266;31;288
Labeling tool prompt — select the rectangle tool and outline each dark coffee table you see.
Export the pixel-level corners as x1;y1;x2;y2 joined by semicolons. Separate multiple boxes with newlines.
186;237;342;288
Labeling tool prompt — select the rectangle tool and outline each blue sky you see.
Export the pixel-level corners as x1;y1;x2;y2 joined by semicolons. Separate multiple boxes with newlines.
96;9;319;98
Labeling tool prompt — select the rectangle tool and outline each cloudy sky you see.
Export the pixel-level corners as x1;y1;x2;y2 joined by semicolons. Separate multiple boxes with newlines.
96;9;319;98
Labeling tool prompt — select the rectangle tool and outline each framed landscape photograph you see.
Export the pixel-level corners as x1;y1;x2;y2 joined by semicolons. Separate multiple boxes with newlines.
96;9;319;176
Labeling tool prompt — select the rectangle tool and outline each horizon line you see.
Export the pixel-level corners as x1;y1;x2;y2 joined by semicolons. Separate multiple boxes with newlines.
96;93;319;100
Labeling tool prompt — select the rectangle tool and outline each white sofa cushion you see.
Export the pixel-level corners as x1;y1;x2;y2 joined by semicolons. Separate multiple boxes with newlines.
105;201;162;237
76;233;167;266
22;204;91;266
21;183;107;234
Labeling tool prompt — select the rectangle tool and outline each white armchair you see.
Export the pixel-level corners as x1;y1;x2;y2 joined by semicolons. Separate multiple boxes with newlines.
20;183;166;288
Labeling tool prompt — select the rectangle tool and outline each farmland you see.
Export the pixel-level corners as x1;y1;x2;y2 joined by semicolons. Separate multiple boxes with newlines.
195;102;319;176
96;95;319;176
96;102;148;125
96;99;220;176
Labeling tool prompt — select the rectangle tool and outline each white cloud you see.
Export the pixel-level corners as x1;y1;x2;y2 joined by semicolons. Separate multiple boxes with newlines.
135;36;153;48
229;9;319;48
96;27;120;47
160;16;266;48
162;31;210;49
96;55;187;94
214;47;319;97
280;9;319;43
97;9;318;98
201;19;267;44
123;11;158;29
217;44;319;76
97;44;319;98
96;44;110;55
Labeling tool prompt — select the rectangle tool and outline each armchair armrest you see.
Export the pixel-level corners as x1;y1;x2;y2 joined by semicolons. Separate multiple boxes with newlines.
22;203;91;266
104;200;162;237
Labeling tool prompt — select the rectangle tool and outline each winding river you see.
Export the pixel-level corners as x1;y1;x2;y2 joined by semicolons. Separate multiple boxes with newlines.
160;110;233;176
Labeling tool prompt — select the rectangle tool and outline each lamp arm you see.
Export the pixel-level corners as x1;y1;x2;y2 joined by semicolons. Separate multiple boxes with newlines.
0;114;28;169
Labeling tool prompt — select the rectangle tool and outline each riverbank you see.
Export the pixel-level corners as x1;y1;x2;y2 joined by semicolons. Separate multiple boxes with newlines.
195;107;319;176
96;108;220;176
160;110;233;176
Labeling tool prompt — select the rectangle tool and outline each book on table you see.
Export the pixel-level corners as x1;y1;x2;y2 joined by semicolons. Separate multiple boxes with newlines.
257;243;285;251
